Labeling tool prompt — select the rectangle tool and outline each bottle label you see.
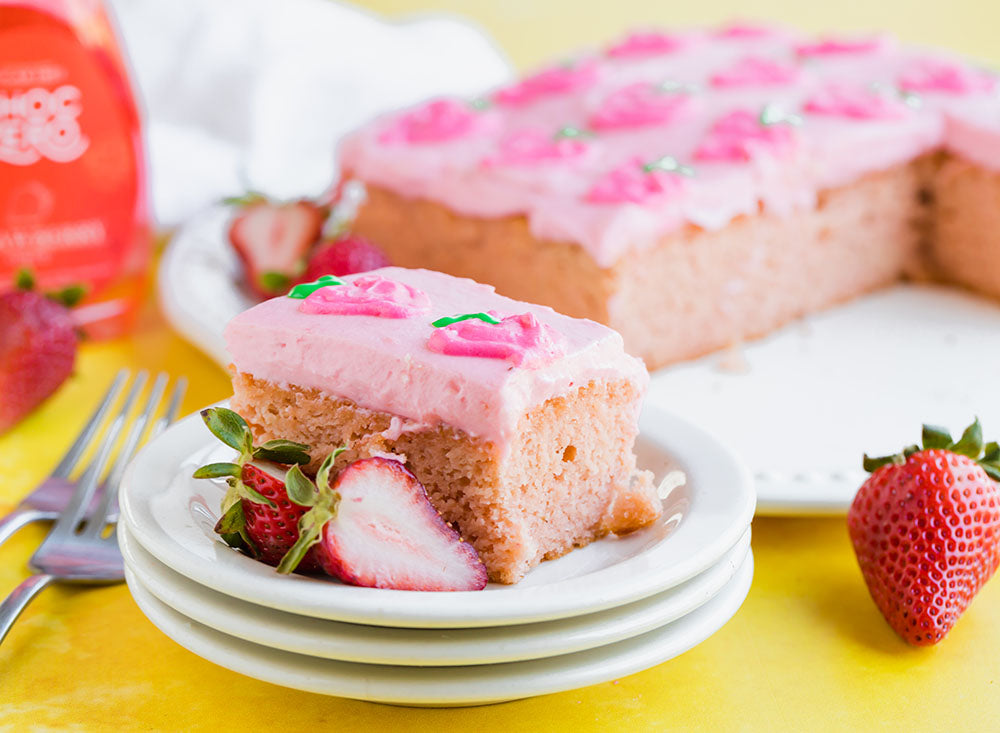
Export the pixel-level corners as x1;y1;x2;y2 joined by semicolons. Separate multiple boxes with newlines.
0;83;90;164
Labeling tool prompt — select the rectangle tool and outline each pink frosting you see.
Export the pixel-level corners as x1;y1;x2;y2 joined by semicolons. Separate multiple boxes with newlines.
493;61;598;106
710;56;799;87
339;27;1000;268
795;35;889;57
589;82;693;130
224;268;648;451
899;59;997;94
299;275;431;318
606;31;687;58
482;129;589;167
694;109;796;162
714;23;778;40
426;312;566;367
378;99;484;145
586;157;686;204
804;84;910;120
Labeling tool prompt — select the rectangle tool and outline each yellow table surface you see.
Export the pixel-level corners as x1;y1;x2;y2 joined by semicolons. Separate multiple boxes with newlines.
5;1;1000;729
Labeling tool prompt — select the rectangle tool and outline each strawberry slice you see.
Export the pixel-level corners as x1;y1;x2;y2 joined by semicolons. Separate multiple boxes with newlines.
194;408;320;571
280;455;488;591
227;195;326;298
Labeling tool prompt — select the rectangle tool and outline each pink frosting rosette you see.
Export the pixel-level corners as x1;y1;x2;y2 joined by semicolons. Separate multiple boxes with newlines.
300;275;431;318
493;61;598;106
589;82;693;131
585;156;687;205
710;56;800;88
379;99;485;145
694;109;797;162
606;31;687;58
426;312;566;368
899;59;997;94
482;129;590;167
796;35;890;57
804;85;910;120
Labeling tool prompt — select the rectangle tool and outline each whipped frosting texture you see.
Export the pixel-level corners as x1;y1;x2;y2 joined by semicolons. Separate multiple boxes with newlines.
225;267;648;452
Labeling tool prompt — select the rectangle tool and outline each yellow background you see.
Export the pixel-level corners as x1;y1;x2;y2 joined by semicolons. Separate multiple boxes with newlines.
4;1;1000;730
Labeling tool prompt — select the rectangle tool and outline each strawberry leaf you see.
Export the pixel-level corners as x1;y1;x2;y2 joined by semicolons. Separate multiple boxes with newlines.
952;418;984;458
253;439;312;465
984;442;1000;463
863;453;906;472
921;424;953;450
193;462;242;479
258;271;291;294
50;284;87;308
14;268;34;291
982;463;1000;482
221;191;268;207
276;506;333;574
200;408;253;455
214;501;258;557
315;446;346;492
285;464;318;506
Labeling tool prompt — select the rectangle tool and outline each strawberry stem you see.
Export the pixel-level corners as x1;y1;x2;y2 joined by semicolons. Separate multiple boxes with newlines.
864;418;999;482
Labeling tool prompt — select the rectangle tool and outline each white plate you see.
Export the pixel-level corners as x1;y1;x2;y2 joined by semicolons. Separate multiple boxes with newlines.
161;208;1000;514
120;522;751;666
124;550;753;706
119;404;754;628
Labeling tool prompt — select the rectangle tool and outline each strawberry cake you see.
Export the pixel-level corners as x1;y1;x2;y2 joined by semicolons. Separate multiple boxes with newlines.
337;24;1000;368
224;267;659;584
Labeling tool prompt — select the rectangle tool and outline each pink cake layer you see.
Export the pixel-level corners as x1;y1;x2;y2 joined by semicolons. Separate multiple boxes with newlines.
339;24;1000;268
223;267;648;452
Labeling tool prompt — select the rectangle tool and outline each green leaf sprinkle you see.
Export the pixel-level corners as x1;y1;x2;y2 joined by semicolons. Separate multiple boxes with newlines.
287;275;344;299
642;155;695;177
759;103;803;127
468;97;492;110
554;125;593;140
51;284;87;308
432;312;501;328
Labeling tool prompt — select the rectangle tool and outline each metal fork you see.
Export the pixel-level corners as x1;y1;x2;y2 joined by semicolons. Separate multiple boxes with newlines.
0;371;132;548
0;371;186;645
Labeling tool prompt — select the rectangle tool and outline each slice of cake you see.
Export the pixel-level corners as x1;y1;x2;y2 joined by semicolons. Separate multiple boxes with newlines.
224;267;659;584
337;24;1000;369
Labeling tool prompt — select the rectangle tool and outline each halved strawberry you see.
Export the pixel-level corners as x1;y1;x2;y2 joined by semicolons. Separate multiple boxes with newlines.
280;455;487;591
227;195;326;298
193;407;320;571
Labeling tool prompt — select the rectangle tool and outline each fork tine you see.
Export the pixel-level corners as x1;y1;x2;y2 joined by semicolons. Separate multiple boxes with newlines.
49;372;148;536
50;369;129;479
83;373;169;537
149;376;187;439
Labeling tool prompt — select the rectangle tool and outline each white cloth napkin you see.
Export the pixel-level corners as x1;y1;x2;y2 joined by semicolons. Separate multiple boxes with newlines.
107;0;512;228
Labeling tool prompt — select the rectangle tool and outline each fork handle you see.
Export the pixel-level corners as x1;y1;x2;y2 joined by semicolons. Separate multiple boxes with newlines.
0;508;48;549
0;573;54;646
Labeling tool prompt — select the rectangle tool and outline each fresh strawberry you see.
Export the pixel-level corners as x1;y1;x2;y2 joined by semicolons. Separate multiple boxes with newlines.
193;407;320;571
0;270;78;433
227;194;326;298
302;234;390;281
279;455;488;591
848;419;1000;646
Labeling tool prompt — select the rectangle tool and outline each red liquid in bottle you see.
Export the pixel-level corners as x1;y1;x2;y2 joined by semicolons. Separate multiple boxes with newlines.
0;0;150;338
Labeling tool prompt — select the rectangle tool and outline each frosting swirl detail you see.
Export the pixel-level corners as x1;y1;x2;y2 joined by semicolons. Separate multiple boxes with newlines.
694;109;797;162
899;59;997;94
795;36;888;57
710;56;800;88
804;85;911;120
379;99;484;145
586;156;687;204
300;275;431;318
606;31;687;58
589;82;693;130
482;129;590;167
493;61;598;106
426;311;567;367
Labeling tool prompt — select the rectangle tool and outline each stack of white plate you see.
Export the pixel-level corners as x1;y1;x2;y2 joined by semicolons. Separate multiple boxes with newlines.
118;405;755;706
